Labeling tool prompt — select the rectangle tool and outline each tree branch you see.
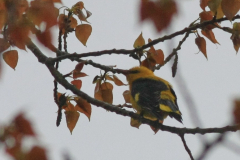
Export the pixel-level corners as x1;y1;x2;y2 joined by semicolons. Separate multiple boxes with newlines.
179;134;194;160
51;15;240;63
26;40;240;136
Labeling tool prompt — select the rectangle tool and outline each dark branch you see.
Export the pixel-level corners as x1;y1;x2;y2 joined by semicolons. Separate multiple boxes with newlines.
179;134;194;160
51;15;240;63
26;40;240;136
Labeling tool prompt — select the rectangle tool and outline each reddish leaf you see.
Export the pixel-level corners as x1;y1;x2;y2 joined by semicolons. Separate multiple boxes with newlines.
75;24;92;46
222;0;240;20
140;0;177;32
195;36;207;59
27;0;58;29
36;30;54;50
75;62;84;71
27;146;48;160
14;113;35;136
123;90;131;103
3;50;18;70
73;71;88;79
133;32;145;48
5;145;23;159
75;97;92;121
65;110;80;134
141;58;156;71
105;74;114;81
58;14;78;34
113;75;126;86
0;1;7;30
150;125;159;134
71;80;82;90
8;20;31;50
63;102;75;111
0;38;10;53
199;11;220;30
201;29;219;44
17;0;28;17
200;0;211;10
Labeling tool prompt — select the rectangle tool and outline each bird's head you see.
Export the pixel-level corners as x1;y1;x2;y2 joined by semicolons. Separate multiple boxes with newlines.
119;66;154;83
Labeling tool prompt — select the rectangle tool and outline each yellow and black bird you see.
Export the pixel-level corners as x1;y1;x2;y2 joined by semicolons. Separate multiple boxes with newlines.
124;66;182;123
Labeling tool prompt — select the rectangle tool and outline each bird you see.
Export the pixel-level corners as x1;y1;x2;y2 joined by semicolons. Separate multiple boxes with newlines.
124;66;182;124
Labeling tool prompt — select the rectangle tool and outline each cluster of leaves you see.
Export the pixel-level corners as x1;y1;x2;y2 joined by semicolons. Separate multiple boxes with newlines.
0;0;60;70
0;0;92;71
58;1;92;47
0;113;49;160
133;32;164;70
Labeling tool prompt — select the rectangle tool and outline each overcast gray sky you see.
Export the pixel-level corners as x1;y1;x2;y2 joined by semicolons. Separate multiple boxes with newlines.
1;0;240;160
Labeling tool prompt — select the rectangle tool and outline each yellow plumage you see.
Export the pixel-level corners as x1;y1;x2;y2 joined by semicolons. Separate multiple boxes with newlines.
126;66;182;123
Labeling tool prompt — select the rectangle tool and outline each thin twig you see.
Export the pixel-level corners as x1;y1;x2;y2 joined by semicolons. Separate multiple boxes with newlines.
51;15;240;63
179;134;194;160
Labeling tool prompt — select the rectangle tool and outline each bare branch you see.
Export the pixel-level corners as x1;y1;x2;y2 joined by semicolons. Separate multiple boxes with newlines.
179;134;194;160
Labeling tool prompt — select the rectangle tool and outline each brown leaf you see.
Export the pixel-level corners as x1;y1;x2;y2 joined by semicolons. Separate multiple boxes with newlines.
94;80;103;101
63;102;75;111
98;82;113;104
201;29;219;44
123;90;131;103
130;118;141;129
233;100;240;124
71;80;82;90
113;75;126;86
14;113;35;136
140;0;177;32
0;38;10;53
75;24;92;46
222;0;240;20
65;110;80;134
195;36;207;59
72;1;84;14
75;97;92;121
200;0;211;10
78;10;89;23
133;32;145;48
231;22;240;53
199;11;220;30
3;50;18;70
27;146;48;160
